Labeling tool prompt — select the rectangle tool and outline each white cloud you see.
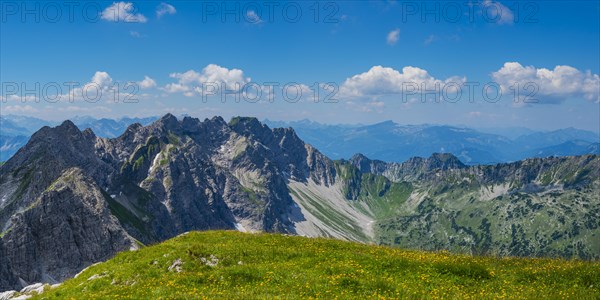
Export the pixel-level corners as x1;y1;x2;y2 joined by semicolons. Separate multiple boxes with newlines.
101;2;147;23
130;31;142;38
91;71;113;86
491;62;600;103
163;64;251;96
482;0;514;25
62;71;116;102
138;76;157;89
387;28;400;45
1;94;38;102
1;72;118;104
156;3;176;18
339;65;465;98
163;83;189;94
1;105;38;114
245;10;263;24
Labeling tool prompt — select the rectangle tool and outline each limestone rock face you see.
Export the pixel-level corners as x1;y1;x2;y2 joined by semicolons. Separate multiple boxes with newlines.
0;168;137;288
0;239;17;291
0;114;336;290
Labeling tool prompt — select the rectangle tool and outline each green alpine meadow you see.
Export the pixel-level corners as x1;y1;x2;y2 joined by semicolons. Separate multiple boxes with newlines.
27;231;600;299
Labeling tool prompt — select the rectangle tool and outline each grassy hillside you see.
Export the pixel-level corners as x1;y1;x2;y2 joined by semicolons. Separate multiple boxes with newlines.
31;231;598;299
332;156;600;260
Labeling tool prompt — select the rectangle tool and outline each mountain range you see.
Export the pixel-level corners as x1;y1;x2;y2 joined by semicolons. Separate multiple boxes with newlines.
263;119;600;164
2;115;598;164
0;115;157;161
0;114;598;291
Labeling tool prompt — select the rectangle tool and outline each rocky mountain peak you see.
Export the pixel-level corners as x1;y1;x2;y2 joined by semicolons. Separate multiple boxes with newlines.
350;153;369;161
402;153;465;171
427;153;466;169
160;113;178;122
2;118;98;174
348;153;387;174
228;116;269;137
124;122;143;133
28;119;83;142
202;116;229;133
153;113;181;132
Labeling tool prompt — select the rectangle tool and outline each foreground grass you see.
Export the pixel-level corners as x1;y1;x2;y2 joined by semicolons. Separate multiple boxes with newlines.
35;231;598;299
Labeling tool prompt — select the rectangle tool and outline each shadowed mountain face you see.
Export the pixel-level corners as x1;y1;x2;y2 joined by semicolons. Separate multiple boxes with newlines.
0;114;598;290
0;114;339;290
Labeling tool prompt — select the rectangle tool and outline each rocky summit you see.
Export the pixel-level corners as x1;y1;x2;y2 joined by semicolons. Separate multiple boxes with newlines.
0;114;598;291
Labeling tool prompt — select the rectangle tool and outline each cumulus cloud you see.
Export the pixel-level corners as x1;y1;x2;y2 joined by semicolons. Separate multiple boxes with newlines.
163;64;251;96
138;76;157;89
62;71;116;102
339;65;465;98
101;2;147;23
491;62;600;103
2;72;132;104
156;3;176;18
90;71;113;86
387;28;400;45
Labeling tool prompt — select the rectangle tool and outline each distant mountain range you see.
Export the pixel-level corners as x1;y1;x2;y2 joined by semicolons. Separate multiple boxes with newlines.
264;119;600;164
0;115;158;161
1;114;598;291
1;115;598;163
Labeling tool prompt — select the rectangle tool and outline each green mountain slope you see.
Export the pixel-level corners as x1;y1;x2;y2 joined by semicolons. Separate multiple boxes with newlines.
28;231;599;299
339;154;600;259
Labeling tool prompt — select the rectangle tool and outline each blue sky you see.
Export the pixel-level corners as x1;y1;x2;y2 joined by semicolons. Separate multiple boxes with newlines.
1;0;599;131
